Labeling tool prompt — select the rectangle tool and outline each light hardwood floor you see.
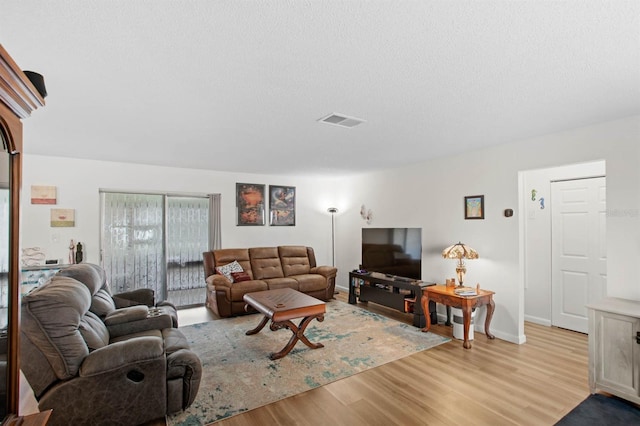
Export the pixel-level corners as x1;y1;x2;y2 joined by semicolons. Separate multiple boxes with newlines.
179;291;590;426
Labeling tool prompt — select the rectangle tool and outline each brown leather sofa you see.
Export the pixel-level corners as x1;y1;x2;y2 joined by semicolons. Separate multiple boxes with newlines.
203;245;337;317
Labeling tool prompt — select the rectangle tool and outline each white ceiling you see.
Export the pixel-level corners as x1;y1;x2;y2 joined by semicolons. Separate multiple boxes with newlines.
2;1;639;176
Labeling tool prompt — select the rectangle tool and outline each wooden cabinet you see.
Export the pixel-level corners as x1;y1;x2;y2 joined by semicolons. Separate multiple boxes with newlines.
0;44;46;422
587;297;640;404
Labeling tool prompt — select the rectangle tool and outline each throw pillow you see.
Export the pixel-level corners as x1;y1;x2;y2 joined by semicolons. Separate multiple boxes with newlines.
216;260;243;282
230;271;251;283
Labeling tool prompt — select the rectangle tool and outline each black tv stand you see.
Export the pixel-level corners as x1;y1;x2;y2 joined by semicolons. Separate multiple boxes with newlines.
348;271;437;328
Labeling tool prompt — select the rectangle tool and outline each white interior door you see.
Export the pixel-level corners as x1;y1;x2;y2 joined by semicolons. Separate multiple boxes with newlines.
551;177;606;333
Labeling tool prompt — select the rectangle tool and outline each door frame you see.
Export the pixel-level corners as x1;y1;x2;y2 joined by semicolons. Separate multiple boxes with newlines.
519;160;606;334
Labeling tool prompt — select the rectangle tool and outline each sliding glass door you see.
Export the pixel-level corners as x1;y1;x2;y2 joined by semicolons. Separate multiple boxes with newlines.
101;191;209;307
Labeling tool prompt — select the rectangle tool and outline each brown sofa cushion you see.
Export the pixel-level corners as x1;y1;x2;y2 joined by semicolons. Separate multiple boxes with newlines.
213;248;253;278
264;277;299;291
279;245;311;276
229;280;268;302
249;247;284;279
293;274;327;293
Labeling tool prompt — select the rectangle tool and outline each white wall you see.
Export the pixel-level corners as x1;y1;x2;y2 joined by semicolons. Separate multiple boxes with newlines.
332;115;640;345
521;161;606;326
21;115;640;346
21;156;341;266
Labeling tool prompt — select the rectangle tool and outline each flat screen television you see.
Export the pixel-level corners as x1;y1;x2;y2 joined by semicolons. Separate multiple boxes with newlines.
361;228;422;280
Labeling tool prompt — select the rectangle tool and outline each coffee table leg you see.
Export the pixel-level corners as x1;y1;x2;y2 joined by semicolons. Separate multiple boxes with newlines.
246;315;269;335
269;314;324;360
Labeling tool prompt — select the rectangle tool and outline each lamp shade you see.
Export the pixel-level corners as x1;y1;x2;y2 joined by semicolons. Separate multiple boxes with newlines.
442;242;479;260
443;242;478;287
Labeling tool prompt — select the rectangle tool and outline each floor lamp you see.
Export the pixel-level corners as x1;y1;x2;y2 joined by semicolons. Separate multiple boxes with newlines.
327;207;338;294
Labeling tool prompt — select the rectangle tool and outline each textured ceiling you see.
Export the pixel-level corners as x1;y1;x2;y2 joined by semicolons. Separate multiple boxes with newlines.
2;1;639;176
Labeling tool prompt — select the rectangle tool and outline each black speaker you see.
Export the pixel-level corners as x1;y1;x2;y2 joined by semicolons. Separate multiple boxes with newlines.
23;70;47;98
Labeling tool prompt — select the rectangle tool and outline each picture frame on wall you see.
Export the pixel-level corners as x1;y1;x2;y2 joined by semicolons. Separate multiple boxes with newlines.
51;208;75;227
464;195;484;220
31;185;57;204
236;183;265;226
269;185;295;226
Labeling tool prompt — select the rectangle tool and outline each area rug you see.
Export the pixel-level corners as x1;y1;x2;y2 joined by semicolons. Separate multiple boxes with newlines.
555;394;640;425
168;300;449;425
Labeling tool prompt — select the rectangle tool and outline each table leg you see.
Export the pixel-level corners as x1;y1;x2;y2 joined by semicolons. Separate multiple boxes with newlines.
421;293;432;332
269;314;325;360
485;297;496;340
445;306;452;326
245;315;269;335
462;305;472;349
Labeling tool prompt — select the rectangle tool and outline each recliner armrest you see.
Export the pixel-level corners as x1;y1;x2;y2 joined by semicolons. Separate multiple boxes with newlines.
104;306;149;325
310;265;337;278
107;312;174;338
113;288;155;308
80;336;164;377
206;274;231;288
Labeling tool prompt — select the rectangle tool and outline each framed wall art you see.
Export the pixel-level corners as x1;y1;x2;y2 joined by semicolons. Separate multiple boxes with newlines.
269;185;295;226
464;195;484;220
236;183;265;226
31;185;57;204
51;208;75;227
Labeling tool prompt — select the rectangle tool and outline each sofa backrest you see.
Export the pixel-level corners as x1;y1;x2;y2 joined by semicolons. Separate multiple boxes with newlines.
209;248;253;278
279;245;311;276
21;275;110;397
249;247;284;280
57;263;117;318
203;246;320;280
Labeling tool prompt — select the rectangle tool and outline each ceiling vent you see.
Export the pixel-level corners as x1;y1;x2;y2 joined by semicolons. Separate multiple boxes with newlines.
318;113;365;128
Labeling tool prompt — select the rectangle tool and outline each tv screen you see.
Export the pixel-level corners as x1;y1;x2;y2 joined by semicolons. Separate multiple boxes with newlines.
361;228;422;280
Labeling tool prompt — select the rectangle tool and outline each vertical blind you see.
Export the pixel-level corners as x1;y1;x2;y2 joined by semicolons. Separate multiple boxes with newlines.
166;196;209;306
101;191;213;307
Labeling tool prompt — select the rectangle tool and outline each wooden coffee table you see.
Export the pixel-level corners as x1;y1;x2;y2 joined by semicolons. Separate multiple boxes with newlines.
243;288;326;360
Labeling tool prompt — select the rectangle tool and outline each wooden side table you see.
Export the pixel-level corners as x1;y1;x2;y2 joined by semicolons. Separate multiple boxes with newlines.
421;285;495;349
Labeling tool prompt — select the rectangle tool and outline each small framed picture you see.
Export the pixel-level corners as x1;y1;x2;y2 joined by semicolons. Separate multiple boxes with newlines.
464;195;484;220
236;183;265;226
31;185;57;204
269;185;295;226
51;208;75;227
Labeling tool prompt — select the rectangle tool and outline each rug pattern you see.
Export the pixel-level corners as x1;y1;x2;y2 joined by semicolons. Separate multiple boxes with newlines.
168;300;449;425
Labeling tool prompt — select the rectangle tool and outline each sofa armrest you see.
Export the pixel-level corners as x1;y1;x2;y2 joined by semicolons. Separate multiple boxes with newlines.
107;314;174;338
166;348;202;410
310;265;337;278
206;273;231;288
113;288;155;307
80;336;164;377
104;306;149;326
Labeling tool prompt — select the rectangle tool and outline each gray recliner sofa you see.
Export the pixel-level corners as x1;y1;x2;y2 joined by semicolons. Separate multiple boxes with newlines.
56;263;178;337
20;274;202;426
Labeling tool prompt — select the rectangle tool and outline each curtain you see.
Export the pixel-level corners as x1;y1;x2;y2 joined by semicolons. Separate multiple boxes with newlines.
101;191;213;307
208;193;221;250
101;193;165;298
166;196;209;306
